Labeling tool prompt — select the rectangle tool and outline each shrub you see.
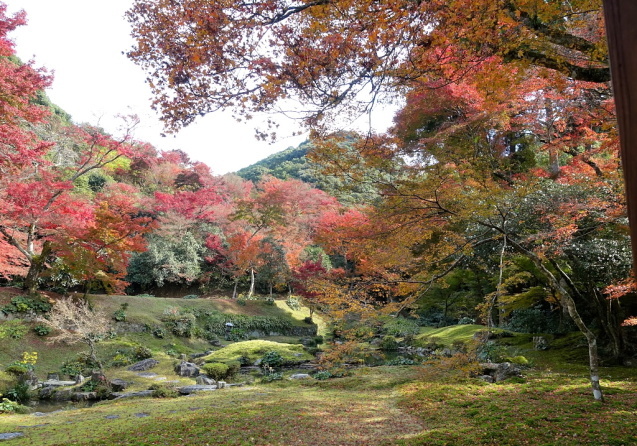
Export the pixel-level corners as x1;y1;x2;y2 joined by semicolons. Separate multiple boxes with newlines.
261;372;283;382
202;362;230;381
33;324;50;336
286;296;301;310
0;398;30;414
161;307;196;337
0;320;28;340
5;364;29;376
1;295;52;315
60;353;100;377
379;336;399;351
313;370;332;380
149;383;179;398
457;317;475;325
385;356;417;366
151;326;166;338
112;303;128;322
182;294;199;299
381;317;420;337
133;346;153;360
260;351;284;369
5;382;31;404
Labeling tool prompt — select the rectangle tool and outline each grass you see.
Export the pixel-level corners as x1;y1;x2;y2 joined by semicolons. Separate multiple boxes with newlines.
415;324;485;346
201;339;314;364
1;364;636;446
0;289;323;380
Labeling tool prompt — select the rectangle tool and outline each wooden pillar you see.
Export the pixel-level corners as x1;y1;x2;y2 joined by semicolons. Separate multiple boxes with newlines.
603;0;637;263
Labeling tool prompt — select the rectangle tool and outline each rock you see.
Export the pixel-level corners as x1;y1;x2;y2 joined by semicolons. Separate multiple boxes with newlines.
289;373;312;380
74;374;85;385
479;362;523;382
41;379;76;387
71;392;97;401
111;390;154;400
110;379;129;392
47;373;60;381
127;359;159;372
479;375;495;383
493;362;522;382
0;433;24;440
177;385;217;395
533;336;549;350
209;339;222;347
190;351;212;360
174;361;200;377
217;381;226;389
196;375;216;385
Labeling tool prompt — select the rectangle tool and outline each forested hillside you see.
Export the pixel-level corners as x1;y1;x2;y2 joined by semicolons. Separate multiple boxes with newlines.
1;0;637;422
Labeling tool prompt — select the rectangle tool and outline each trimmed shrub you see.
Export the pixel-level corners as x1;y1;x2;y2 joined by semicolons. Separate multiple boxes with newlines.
379;336;399;351
202;362;229;381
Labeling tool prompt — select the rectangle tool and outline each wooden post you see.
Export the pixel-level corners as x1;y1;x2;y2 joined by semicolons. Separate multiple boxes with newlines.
603;0;637;263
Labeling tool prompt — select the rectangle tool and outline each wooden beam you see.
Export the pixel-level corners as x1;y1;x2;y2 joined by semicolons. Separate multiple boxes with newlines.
603;0;637;263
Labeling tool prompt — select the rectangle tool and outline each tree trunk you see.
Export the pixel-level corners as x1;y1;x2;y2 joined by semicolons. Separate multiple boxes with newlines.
23;241;52;295
506;237;604;401
87;339;104;372
248;268;255;299
232;279;239;299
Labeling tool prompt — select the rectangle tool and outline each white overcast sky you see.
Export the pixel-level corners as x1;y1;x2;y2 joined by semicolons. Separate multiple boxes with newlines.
9;0;396;175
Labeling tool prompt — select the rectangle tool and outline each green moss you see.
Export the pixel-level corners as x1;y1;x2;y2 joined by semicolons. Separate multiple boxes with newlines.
415;324;485;346
202;340;313;365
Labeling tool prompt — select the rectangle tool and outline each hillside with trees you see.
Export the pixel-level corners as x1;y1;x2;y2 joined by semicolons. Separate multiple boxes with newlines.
1;1;637;443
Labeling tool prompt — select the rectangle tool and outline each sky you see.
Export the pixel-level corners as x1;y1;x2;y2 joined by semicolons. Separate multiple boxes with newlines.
9;0;396;175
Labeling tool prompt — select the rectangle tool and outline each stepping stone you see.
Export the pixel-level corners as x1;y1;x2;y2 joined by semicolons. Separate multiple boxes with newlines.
0;433;24;440
105;415;120;420
134;413;150;418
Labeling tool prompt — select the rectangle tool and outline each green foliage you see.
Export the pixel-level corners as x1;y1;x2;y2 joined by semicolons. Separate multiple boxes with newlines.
313;370;332;380
379;336;400;351
381;316;420;337
60;353;100;377
260;351;284;369
201;362;230;381
149;383;179;398
504;308;575;334
182;294;199;299
1;295;52;315
261;372;283;382
286;296;301;310
0;397;30;414
5;382;31;404
113;303;129;322
0;320;28;340
201;312;293;338
160;307;197;337
33;324;51;336
127;232;205;290
385;356;417;366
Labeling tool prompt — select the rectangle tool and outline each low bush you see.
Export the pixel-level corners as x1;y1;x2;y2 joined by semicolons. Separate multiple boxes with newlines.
379;336;399;351
0;320;28;340
1;295;52;315
202;362;229;381
33;324;51;336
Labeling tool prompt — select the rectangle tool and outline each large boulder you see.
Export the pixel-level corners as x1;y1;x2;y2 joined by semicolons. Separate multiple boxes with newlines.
110;379;129;392
178;385;217;394
174;361;200;377
128;359;159;372
479;362;523;382
196;375;216;385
